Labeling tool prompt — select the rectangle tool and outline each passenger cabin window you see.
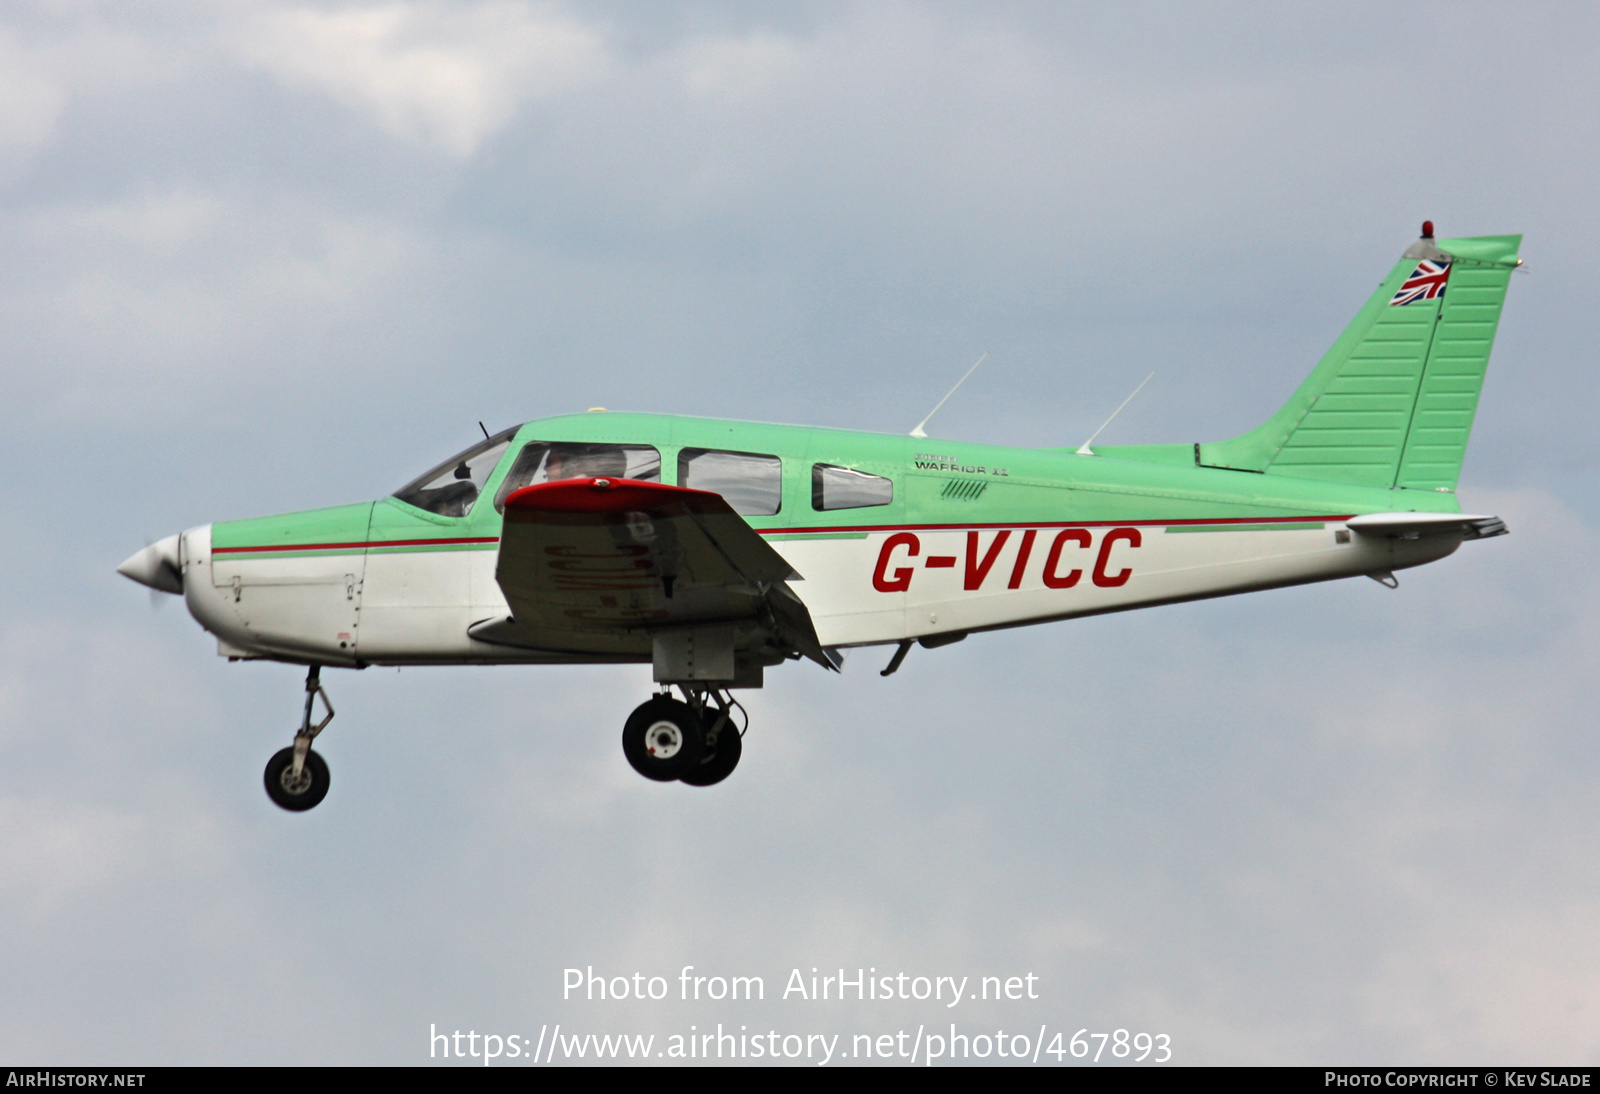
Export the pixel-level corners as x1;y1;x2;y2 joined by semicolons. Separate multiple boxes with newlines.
493;442;662;512
392;426;520;517
812;464;893;510
678;448;782;516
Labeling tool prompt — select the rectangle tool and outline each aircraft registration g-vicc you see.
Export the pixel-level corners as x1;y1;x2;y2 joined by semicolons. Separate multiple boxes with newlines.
119;224;1520;810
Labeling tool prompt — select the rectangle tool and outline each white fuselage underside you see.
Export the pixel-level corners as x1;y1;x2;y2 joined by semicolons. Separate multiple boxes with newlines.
179;520;1459;668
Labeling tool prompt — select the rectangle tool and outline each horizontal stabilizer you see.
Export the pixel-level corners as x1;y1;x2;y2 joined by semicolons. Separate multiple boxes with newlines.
1346;512;1507;540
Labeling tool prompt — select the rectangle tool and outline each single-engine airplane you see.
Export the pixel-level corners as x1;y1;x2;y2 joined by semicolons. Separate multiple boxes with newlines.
119;224;1520;810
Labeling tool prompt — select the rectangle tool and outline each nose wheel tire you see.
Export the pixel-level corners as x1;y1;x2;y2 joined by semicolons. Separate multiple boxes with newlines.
622;698;706;781
264;746;331;811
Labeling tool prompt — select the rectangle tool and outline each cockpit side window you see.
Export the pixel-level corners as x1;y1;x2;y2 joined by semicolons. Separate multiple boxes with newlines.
812;464;893;510
393;426;521;518
678;448;783;516
492;442;662;512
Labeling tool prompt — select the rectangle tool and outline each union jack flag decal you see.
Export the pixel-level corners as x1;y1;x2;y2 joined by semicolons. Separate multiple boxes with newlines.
1390;259;1451;305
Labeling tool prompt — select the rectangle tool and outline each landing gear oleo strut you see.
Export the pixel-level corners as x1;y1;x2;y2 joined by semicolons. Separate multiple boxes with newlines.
621;686;745;787
263;664;334;811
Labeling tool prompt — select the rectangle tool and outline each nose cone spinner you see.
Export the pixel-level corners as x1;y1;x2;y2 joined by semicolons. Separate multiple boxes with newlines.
118;533;184;594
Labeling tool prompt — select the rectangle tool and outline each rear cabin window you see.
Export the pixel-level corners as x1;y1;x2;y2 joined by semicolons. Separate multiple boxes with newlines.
812;464;893;511
392;426;520;517
493;442;662;512
678;448;783;516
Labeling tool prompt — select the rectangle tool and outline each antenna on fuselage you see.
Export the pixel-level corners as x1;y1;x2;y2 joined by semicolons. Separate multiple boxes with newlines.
1076;372;1154;456
910;352;988;439
478;421;491;441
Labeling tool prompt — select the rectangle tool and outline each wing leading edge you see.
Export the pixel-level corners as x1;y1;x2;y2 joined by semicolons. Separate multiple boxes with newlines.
471;477;832;671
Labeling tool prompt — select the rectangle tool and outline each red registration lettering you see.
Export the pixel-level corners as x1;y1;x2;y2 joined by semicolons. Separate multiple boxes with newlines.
545;544;648;557
1092;527;1141;587
964;530;1012;591
873;532;920;592
1042;529;1092;588
547;559;653;572
1007;529;1038;589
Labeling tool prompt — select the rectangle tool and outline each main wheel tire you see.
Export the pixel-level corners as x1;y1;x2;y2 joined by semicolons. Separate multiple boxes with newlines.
679;710;742;787
264;746;331;812
622;698;706;781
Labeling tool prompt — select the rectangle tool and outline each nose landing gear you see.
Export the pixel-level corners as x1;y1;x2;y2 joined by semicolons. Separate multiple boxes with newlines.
621;687;746;787
264;665;334;812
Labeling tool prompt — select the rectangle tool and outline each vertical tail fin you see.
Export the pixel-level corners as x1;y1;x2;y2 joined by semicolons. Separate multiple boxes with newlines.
1197;228;1521;491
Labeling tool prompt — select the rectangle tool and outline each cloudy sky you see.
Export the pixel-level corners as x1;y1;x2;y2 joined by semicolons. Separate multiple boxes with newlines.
2;0;1597;1066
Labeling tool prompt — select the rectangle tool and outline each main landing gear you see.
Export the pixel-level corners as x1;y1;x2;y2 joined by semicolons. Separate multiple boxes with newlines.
264;664;334;812
622;687;745;787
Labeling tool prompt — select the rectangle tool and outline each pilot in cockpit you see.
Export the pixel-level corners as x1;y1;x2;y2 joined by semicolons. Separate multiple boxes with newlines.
540;443;629;483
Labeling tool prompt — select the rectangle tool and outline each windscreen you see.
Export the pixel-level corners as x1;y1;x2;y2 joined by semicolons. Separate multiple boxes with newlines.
393;426;521;518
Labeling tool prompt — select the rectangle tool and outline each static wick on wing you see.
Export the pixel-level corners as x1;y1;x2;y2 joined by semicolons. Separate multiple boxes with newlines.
1076;372;1155;456
910;352;988;439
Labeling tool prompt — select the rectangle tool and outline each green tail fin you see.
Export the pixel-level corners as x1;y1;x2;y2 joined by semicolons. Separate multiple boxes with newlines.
1196;231;1521;491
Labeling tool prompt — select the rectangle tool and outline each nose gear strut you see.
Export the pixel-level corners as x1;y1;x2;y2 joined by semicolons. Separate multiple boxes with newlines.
263;664;335;812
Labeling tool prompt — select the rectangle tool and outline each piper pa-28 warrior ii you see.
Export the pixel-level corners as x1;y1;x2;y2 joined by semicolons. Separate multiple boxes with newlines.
119;225;1521;810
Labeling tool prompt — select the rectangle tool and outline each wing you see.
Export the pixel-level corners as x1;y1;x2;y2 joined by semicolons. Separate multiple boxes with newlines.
470;477;831;668
1346;512;1507;540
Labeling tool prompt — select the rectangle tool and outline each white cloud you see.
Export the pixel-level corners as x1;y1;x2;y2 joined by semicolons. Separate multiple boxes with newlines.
1365;901;1600;1062
0;796;150;917
0;27;66;161
234;1;612;156
0;189;423;422
677;31;804;102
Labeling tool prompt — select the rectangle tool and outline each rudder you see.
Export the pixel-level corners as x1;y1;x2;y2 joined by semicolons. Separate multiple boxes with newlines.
1392;247;1518;490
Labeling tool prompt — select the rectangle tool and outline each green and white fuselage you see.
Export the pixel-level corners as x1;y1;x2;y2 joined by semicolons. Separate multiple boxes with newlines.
117;228;1521;801
175;413;1479;669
